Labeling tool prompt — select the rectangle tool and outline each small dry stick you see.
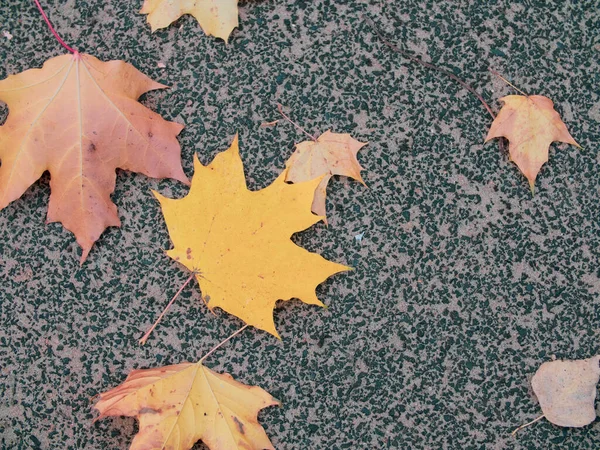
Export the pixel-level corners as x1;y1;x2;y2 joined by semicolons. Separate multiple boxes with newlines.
199;324;249;363
277;103;318;141
489;69;528;96
511;414;545;436
260;120;279;128
364;15;496;120
139;272;196;345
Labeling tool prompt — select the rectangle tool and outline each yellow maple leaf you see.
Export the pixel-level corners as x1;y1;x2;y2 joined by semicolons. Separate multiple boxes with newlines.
0;53;187;262
95;361;278;450
154;135;349;337
485;95;579;191
141;0;239;41
284;130;367;222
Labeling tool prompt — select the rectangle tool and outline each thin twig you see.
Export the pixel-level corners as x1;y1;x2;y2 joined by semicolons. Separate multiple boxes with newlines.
489;69;529;96
511;415;545;436
33;0;77;54
364;15;496;120
139;272;196;345
277;103;318;141
199;325;249;364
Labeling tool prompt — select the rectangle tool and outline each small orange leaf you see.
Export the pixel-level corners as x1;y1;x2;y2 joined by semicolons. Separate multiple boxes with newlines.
155;135;349;337
284;130;367;222
0;52;187;262
485;95;579;191
95;361;278;450
140;0;239;41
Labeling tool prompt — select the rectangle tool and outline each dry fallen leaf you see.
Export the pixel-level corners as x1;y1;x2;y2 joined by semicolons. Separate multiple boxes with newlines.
141;0;238;41
95;361;278;450
0;52;187;262
485;95;579;191
531;355;600;427
155;135;349;337
285;130;367;222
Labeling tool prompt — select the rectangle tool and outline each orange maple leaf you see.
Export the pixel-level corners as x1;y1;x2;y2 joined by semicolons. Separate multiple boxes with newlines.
95;361;278;450
0;53;188;262
485;95;579;191
284;130;367;223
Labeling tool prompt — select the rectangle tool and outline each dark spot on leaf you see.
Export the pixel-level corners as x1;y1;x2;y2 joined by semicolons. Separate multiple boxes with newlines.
186;248;192;259
232;416;245;435
139;407;160;415
88;143;96;153
148;131;153;138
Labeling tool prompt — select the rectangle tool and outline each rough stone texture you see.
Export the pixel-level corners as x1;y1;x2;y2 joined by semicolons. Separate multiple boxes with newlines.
1;1;599;449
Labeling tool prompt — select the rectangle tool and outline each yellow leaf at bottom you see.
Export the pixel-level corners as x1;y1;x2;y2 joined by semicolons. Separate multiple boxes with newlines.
95;362;278;450
155;135;349;337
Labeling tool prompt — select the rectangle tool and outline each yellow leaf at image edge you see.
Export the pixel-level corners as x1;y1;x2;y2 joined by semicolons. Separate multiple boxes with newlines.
141;0;239;41
95;362;278;450
155;135;350;337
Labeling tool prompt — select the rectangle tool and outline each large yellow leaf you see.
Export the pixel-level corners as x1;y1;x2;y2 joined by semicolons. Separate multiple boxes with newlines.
155;135;349;337
284;130;367;223
485;95;579;191
141;0;239;41
95;361;278;450
0;53;187;262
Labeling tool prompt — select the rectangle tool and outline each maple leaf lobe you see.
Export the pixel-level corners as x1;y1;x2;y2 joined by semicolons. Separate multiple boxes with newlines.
0;53;187;262
155;135;349;337
485;94;579;190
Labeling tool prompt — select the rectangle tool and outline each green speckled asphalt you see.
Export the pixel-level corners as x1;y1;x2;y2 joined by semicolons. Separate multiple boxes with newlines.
1;1;600;449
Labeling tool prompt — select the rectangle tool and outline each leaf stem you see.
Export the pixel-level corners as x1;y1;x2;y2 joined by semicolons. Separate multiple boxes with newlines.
33;0;77;54
511;414;545;436
139;272;196;345
199;324;249;364
489;69;529;96
277;103;318;141
364;15;496;120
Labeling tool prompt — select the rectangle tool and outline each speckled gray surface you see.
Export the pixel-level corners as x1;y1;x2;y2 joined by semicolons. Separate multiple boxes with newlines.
1;1;600;449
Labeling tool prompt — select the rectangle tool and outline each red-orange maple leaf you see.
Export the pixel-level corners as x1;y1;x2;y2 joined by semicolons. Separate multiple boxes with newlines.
0;52;188;261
